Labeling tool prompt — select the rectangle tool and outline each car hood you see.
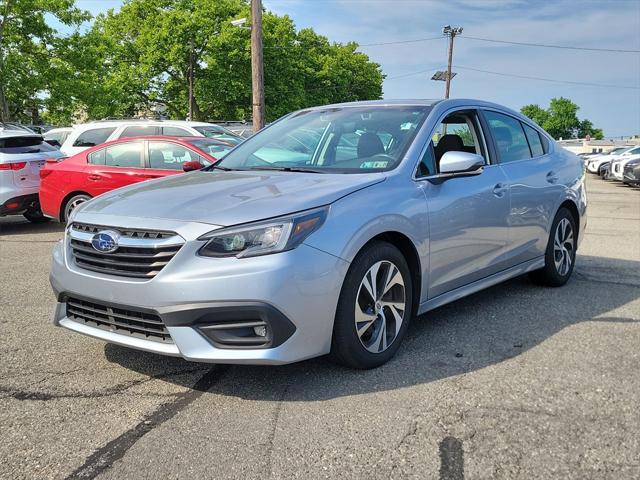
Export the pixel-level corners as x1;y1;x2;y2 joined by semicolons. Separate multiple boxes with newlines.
80;169;385;226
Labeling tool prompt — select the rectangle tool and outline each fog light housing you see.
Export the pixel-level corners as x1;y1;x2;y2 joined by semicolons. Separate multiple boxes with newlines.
253;325;267;337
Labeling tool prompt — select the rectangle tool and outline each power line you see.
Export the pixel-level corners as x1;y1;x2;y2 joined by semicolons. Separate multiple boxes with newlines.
454;65;640;89
358;36;443;47
462;35;640;53
386;68;437;80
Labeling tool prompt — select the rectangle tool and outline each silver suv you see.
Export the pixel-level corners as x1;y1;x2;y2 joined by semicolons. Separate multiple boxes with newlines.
50;99;586;369
0;130;65;222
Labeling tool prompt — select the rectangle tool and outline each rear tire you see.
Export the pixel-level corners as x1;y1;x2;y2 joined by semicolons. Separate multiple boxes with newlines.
330;242;413;369
529;207;577;287
62;194;91;222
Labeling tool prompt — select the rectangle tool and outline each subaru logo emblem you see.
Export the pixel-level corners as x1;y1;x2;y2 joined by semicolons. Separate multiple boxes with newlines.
91;230;120;253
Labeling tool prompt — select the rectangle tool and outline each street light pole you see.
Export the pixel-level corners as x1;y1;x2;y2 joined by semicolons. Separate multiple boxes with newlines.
251;0;265;131
443;25;463;99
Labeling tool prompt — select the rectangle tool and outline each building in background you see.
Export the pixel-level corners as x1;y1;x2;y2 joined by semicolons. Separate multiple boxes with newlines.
559;135;640;154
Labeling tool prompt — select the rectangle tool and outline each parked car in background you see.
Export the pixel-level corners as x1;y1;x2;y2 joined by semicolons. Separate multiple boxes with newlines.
60;119;242;157
586;146;636;173
0;130;65;222
40;136;234;222
44;127;73;148
608;150;640;182
49;99;586;369
1;122;35;133
622;158;640;186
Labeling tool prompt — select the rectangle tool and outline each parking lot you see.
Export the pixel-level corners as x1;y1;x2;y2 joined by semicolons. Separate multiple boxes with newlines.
0;174;638;479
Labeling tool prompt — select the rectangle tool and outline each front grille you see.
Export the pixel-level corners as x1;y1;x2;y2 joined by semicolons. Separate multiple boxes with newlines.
69;223;183;279
66;297;172;343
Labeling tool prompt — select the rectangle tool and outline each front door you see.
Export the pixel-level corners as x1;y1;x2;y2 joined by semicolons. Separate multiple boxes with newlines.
417;109;512;298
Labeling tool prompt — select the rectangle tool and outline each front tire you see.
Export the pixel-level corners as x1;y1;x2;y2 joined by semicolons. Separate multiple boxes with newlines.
529;208;577;287
330;242;413;369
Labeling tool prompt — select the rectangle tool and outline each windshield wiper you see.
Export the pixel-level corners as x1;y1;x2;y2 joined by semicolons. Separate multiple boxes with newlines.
247;166;327;174
203;164;236;172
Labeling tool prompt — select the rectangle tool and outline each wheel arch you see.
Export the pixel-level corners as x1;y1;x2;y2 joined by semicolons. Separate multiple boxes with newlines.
557;199;580;240
358;231;422;317
59;191;92;222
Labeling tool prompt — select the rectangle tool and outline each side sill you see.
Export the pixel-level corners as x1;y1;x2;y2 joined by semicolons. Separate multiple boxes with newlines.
418;256;545;315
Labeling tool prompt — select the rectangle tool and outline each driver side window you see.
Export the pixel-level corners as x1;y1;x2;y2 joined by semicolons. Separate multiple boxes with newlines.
416;110;486;177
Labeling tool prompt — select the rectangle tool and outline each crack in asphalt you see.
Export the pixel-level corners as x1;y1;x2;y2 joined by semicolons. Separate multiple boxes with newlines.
65;365;229;480
0;367;209;402
264;383;290;479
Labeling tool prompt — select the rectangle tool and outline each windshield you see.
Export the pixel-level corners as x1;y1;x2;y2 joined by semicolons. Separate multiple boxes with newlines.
216;106;431;173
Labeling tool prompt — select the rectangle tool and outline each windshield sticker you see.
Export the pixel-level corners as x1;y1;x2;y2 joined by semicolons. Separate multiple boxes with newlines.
360;161;389;169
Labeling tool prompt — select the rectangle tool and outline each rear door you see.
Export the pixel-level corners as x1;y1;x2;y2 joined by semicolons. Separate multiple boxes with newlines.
83;140;147;197
481;109;561;265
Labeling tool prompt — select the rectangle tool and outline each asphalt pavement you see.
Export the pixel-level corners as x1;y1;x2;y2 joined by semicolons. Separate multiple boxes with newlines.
1;175;639;479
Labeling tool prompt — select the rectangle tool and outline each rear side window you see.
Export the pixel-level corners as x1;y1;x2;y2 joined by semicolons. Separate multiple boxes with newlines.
522;123;545;157
120;125;159;138
484;111;532;163
72;127;116;147
162;126;193;136
104;142;143;168
0;136;56;154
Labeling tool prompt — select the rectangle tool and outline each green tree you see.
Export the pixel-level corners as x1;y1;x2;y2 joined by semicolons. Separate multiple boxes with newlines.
0;0;89;122
83;0;383;122
520;97;603;140
520;104;549;128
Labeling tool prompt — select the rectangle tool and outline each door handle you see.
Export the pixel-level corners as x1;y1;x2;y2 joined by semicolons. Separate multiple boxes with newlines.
87;174;101;181
493;183;508;197
546;171;559;184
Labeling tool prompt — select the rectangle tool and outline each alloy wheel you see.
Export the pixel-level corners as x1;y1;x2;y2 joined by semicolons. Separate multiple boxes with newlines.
553;218;574;276
65;197;88;221
354;260;406;353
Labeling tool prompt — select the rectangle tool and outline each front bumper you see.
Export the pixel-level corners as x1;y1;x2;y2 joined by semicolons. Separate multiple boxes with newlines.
50;230;349;365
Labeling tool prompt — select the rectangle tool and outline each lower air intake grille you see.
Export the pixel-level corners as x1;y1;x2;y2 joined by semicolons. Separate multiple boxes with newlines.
66;297;172;343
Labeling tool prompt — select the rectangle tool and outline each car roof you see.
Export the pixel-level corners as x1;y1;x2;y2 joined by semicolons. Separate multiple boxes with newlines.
73;119;216;128
0;129;42;139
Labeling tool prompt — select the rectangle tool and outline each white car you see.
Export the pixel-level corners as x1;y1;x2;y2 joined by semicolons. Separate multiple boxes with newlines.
60;120;240;156
0;129;65;222
586;146;637;174
43;127;73;148
609;153;640;181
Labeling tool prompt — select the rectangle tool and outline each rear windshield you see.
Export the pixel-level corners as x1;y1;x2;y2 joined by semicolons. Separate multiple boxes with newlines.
0;136;57;154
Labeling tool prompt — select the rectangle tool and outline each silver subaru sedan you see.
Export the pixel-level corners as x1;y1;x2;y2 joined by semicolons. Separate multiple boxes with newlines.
49;99;586;369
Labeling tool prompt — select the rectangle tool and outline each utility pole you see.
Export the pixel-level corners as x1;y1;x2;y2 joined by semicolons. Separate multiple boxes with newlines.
251;0;265;131
443;25;463;99
188;38;194;121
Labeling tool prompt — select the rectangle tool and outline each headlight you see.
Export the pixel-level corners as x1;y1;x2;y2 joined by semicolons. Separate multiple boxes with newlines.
198;206;329;258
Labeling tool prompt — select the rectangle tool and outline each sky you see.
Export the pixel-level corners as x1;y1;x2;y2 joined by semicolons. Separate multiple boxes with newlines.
69;0;640;137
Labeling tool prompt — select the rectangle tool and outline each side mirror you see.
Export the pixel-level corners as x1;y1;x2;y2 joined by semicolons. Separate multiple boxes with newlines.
429;151;484;184
182;161;203;172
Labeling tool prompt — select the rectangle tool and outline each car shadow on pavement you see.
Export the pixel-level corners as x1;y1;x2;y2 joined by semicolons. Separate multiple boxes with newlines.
0;218;64;236
104;254;640;401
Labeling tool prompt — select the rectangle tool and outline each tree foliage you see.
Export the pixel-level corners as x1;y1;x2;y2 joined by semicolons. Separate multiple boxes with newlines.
0;0;89;122
3;0;383;124
521;97;603;140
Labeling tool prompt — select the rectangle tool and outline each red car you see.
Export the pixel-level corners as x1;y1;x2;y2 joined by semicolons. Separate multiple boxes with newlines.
40;136;235;222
